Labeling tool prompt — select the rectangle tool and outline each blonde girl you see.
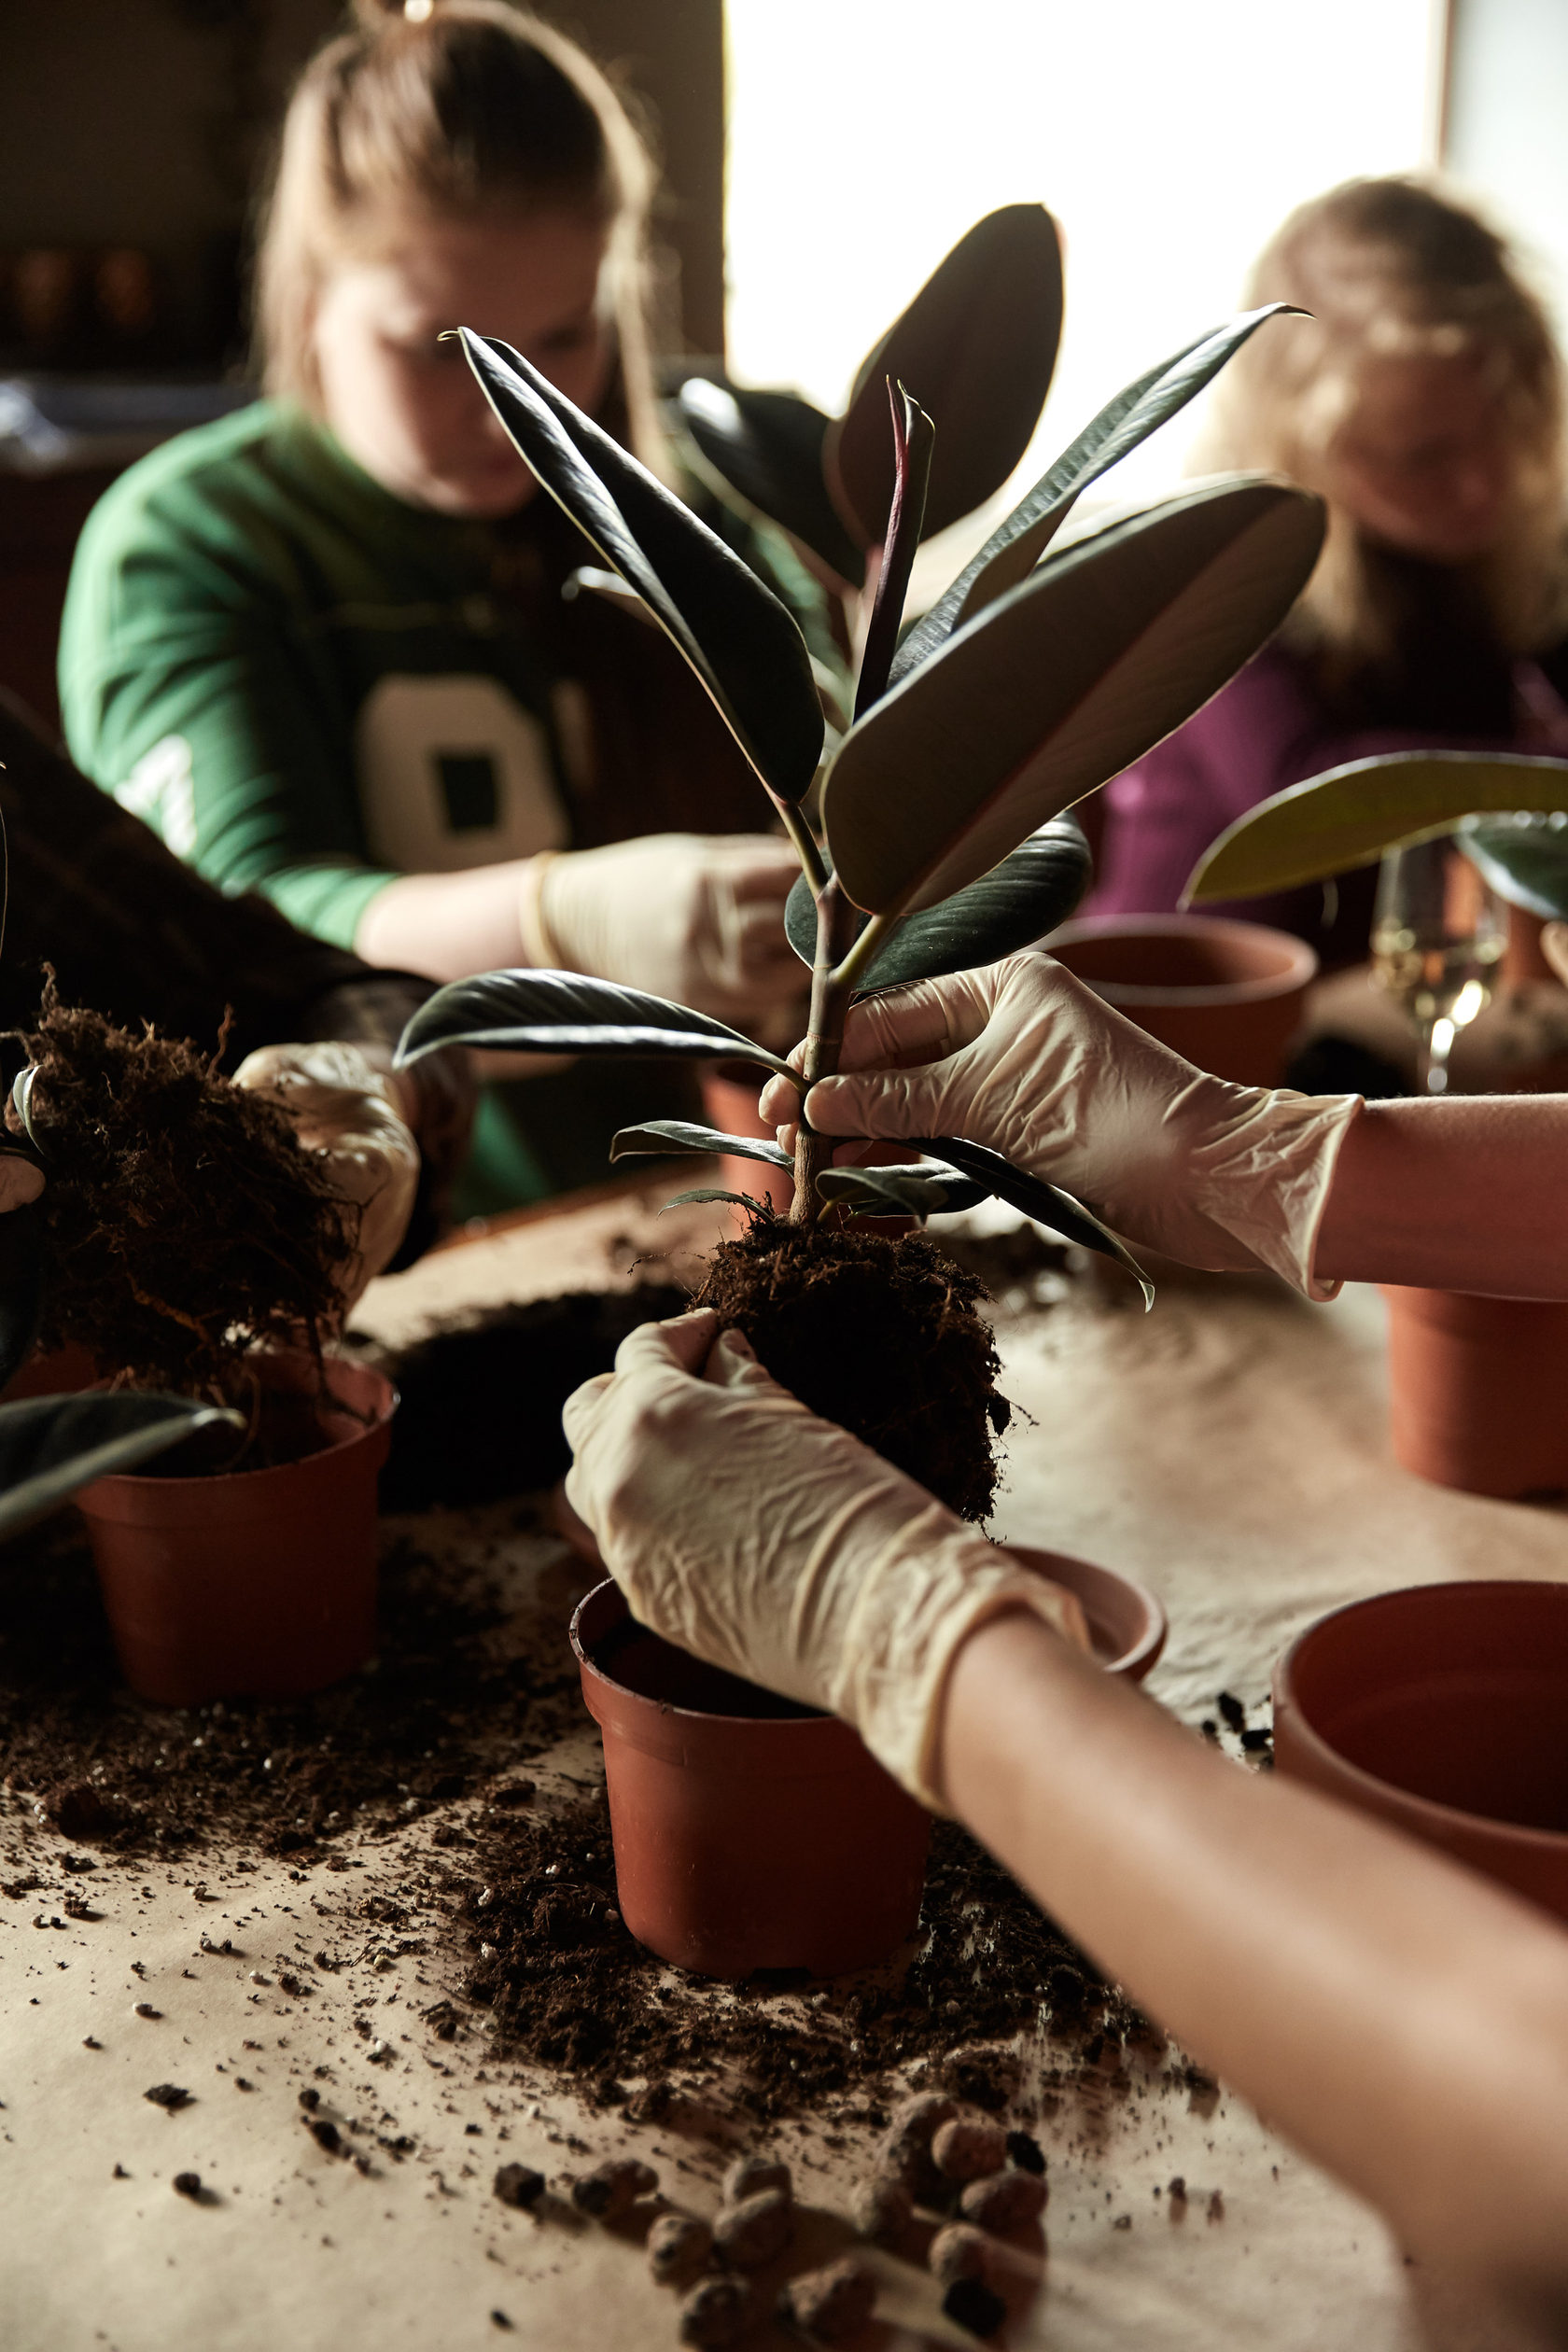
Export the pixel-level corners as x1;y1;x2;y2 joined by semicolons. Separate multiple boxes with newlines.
61;1;832;1213
1089;175;1568;962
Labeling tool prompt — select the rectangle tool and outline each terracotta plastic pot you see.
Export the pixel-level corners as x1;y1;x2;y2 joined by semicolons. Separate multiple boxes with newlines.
1381;1285;1568;1498
77;1352;396;1706
1274;1580;1568;1923
1044;914;1318;1084
571;1547;1167;1980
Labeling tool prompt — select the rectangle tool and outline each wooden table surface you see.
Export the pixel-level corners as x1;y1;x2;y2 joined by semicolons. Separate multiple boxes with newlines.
1;1180;1561;2352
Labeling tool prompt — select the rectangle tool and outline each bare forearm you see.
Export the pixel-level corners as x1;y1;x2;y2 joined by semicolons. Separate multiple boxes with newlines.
1315;1096;1568;1295
942;1615;1568;2306
352;864;529;984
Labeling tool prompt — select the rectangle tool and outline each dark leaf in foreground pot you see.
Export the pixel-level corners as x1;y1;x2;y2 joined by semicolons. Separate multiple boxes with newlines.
826;205;1063;547
0;1393;242;1542
1459;813;1568;921
396;972;798;1081
609;1122;791;1170
918;1137;1155;1308
0;1198;42;1394
1183;751;1568;903
459;331;823;805
675;377;864;585
892;303;1302;682
785;821;1095;990
824;479;1324;917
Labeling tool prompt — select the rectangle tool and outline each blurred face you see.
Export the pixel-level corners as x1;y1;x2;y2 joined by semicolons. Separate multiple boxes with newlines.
1323;352;1516;564
312;206;612;516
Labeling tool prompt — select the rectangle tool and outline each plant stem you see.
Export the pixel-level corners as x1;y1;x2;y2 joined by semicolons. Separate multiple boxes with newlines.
790;879;860;1225
778;801;828;893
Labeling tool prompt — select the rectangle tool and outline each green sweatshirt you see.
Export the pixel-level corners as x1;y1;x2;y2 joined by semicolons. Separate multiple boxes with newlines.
60;400;835;1212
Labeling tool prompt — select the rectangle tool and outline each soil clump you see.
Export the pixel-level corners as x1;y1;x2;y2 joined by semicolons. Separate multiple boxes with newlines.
376;1283;690;1510
9;988;345;1397
692;1222;1004;1521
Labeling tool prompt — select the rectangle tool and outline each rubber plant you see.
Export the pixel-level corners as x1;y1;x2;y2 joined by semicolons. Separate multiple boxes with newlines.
398;300;1325;1519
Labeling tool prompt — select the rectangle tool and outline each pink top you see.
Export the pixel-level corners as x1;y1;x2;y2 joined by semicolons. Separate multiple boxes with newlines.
1087;642;1568;969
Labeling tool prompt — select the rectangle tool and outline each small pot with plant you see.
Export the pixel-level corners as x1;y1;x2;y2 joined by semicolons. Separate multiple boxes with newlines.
396;233;1323;1975
0;989;397;1702
1186;746;1568;1496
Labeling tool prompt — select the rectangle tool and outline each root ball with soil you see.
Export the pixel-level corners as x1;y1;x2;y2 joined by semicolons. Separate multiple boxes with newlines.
9;989;349;1400
691;1218;1006;1523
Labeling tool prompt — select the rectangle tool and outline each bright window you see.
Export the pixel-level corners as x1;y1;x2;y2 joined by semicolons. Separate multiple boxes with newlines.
724;0;1441;572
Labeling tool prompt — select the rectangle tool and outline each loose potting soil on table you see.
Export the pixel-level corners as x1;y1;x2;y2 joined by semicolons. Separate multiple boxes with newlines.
0;1491;1160;2130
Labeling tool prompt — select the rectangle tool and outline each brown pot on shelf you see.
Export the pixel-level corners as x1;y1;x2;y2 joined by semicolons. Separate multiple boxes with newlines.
1274;1580;1568;1924
76;1351;396;1707
1043;913;1318;1084
1381;1285;1568;1499
571;1547;1165;1981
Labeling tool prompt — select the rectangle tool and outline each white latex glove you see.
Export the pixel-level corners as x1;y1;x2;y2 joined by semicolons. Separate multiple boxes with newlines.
760;952;1363;1300
0;1155;44;1213
563;1309;1091;1811
233;1043;421;1308
522;833;805;1025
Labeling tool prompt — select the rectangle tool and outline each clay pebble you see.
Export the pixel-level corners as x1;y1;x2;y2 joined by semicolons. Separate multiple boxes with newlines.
722;2151;791;2205
571;2157;657;2220
647;2213;712;2287
929;2222;989;2286
679;2275;755;2347
494;2163;546;2211
932;2116;1009;2184
777;2253;876;2343
848;2167;914;2247
959;2169;1047;2234
713;2186;793;2269
172;2172;203;2201
143;2083;190;2112
943;2276;1007;2339
875;2093;957;2203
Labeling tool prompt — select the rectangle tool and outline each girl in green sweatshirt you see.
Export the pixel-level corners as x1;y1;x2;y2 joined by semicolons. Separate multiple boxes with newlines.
62;0;835;1214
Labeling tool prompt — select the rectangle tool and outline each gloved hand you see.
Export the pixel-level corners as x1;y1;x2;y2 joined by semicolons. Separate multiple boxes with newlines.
563;1309;1091;1811
522;833;805;1026
760;952;1363;1299
0;1155;44;1213
233;1043;421;1307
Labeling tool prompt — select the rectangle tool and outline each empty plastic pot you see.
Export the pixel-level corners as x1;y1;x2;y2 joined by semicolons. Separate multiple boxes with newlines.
1044;914;1318;1084
1274;1579;1568;1923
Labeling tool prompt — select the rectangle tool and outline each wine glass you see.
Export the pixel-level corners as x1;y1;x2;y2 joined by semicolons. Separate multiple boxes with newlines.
1370;838;1506;1094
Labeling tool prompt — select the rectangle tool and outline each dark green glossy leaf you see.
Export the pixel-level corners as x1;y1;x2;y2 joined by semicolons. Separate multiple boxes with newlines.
1459;813;1568;919
460;330;823;805
826;205;1063;547
891;304;1301;685
610;1121;791;1170
785;820;1093;992
1184;752;1568;903
825;480;1323;916
918;1137;1154;1307
396;971;799;1082
816;1161;987;1219
675;377;864;585
855;384;934;719
0;1392;242;1542
0;1199;41;1393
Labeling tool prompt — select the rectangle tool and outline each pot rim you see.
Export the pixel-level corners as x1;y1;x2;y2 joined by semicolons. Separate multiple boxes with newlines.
571;1581;834;1730
1274;1579;1568;1856
1045;912;1319;1007
81;1350;397;1495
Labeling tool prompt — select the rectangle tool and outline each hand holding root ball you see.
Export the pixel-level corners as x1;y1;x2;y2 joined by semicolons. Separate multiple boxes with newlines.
233;1042;421;1308
562;1309;1089;1810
